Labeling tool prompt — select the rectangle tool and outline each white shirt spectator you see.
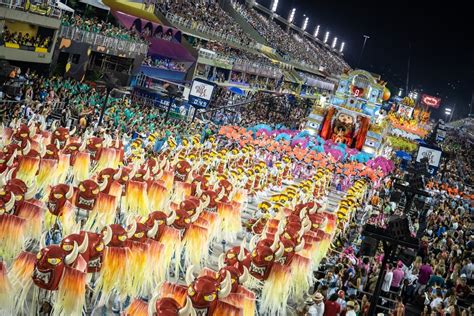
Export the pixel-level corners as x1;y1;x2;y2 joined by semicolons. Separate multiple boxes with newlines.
307;301;324;316
336;297;346;311
346;310;357;316
381;270;393;292
389;201;397;211
430;297;443;309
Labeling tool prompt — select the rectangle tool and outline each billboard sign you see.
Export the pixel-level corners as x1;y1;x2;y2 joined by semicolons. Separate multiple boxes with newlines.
189;79;216;109
416;145;443;175
421;94;441;108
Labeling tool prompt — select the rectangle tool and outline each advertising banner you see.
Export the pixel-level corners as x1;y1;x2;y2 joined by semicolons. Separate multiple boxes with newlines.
189;79;216;109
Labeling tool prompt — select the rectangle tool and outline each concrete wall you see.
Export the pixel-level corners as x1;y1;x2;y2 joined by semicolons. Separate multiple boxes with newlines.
0;46;53;63
0;7;61;29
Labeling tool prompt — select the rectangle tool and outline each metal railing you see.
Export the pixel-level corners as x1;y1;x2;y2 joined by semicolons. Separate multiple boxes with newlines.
166;13;330;77
59;25;149;56
165;13;260;50
197;49;282;78
0;0;62;18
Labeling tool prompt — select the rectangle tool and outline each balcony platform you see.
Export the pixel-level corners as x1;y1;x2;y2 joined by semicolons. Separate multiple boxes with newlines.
0;2;61;29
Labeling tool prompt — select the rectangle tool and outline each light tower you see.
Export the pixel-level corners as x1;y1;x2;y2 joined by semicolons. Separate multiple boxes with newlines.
314;25;320;38
339;42;345;53
302;16;309;32
287;8;296;32
270;0;279;20
324;31;330;44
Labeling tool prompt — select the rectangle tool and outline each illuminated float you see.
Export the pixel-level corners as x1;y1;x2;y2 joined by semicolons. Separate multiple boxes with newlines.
386;95;435;141
306;69;390;154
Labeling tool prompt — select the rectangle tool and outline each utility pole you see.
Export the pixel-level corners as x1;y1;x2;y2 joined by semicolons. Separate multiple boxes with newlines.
405;43;411;95
470;91;474;117
450;103;455;122
357;35;370;68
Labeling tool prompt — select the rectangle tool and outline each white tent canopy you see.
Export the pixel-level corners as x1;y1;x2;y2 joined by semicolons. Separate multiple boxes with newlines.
79;0;110;11
57;1;75;13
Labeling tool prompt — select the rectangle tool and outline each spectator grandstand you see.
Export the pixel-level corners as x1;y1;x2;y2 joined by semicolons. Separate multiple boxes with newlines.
231;0;350;74
157;0;255;47
61;14;147;44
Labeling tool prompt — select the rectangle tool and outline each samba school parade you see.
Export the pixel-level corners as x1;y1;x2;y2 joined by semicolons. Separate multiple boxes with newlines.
0;0;473;315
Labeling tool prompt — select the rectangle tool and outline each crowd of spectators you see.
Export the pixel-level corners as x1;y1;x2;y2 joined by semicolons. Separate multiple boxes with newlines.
61;14;147;44
302;133;473;315
142;56;187;72
231;0;349;75
237;92;309;128
158;0;255;47
229;72;278;91
132;25;176;42
194;39;282;91
195;39;276;68
1;25;52;49
0;69;210;146
1;70;105;125
200;87;310;128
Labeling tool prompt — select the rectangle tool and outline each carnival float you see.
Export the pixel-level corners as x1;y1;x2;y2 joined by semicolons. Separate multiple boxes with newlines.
305;69;435;158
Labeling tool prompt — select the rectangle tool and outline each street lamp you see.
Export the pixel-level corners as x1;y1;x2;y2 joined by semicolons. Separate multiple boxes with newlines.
445;107;452;122
408;91;419;100
357;35;370;67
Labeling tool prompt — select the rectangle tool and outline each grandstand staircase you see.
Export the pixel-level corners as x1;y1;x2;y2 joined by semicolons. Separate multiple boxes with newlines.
218;0;270;47
219;0;290;65
283;68;303;84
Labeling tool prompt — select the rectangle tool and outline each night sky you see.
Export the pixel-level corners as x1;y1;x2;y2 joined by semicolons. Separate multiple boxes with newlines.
257;0;474;120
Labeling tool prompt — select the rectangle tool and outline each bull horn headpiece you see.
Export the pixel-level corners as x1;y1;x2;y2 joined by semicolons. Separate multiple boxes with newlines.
103;225;113;245
64;242;79;265
218;271;232;298
239;266;249;284
185;265;196;285
127;219;137;238
78;233;89;254
238;237;246;261
166;210;176;225
274;241;285;259
146;220;159;238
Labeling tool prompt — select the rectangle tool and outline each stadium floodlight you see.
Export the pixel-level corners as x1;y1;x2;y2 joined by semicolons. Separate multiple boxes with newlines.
302;17;309;31
445;108;452;114
314;25;320;38
409;91;419;100
339;42;345;53
271;0;279;13
324;31;330;43
288;8;296;23
332;37;338;49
